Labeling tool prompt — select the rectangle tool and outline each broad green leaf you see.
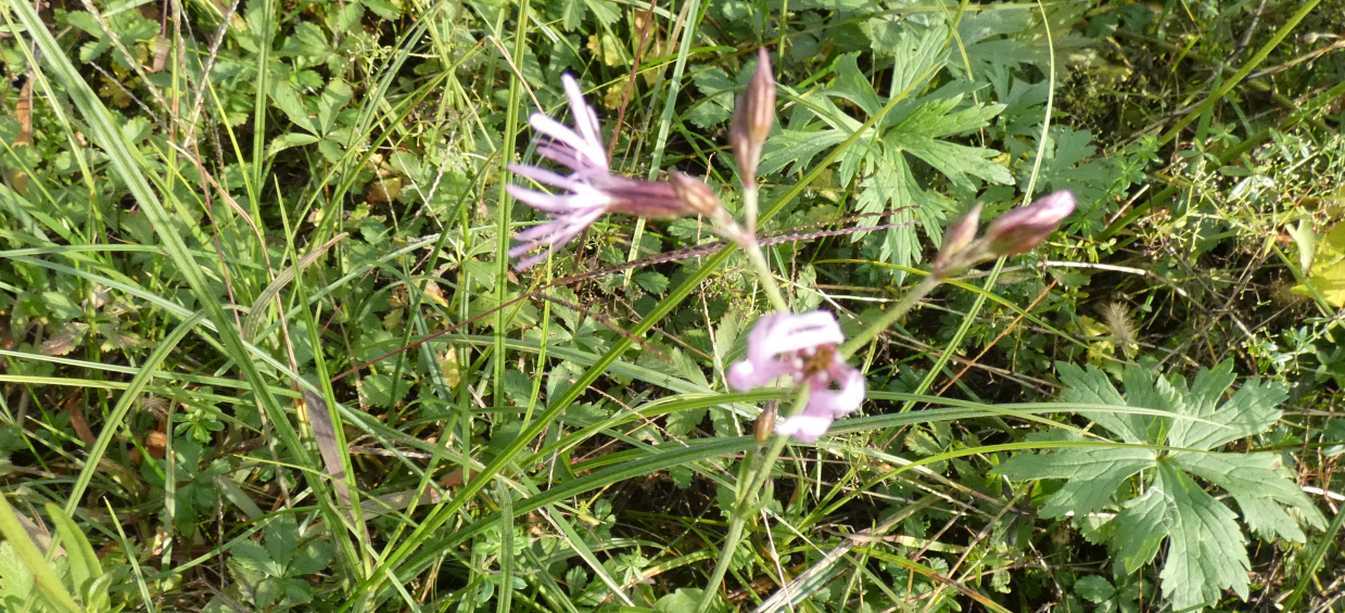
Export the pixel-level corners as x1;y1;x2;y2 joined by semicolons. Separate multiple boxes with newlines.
1156;464;1250;611
996;363;1322;611
316;79;353;134
270;80;318;134
1168;376;1283;451
828;53;882;116
1112;488;1165;572
757;128;849;177
1057;363;1145;443
996;446;1153;518
883;22;948;93
1288;218;1315;274
0;541;35;610
1173;452;1326;542
1073;575;1115;604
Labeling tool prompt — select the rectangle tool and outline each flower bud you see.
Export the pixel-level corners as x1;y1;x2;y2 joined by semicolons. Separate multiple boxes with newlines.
942;204;981;256
932;203;982;276
984;191;1075;256
669;171;723;217
731;48;775;185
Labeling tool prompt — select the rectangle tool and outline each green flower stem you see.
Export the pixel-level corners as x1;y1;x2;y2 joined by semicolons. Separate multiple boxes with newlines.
839;274;943;358
696;387;809;612
736;186;790;312
743;184;760;236
743;238;789;312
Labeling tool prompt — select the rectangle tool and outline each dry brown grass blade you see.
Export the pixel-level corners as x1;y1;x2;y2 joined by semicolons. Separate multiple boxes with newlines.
301;389;352;511
8;76;33;193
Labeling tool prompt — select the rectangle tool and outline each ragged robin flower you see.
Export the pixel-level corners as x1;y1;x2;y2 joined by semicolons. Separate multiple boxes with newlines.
728;311;865;442
508;74;696;270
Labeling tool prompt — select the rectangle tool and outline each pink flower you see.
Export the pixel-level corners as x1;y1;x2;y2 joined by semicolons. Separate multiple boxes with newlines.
508;74;688;270
728;311;866;442
983;190;1076;256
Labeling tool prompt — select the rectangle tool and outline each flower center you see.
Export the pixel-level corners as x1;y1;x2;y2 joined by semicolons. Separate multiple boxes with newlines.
801;344;837;378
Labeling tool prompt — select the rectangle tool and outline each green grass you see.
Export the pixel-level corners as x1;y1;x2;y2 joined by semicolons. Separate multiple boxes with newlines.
2;1;1344;611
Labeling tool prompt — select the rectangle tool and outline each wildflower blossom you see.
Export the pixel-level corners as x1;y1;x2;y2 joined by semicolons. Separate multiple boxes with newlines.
508;74;689;270
728;311;865;442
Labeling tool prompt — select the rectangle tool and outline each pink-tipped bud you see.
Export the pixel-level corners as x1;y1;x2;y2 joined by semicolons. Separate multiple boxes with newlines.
731;49;776;185
984;191;1075;256
932;203;982;276
942;204;981;257
669;171;724;217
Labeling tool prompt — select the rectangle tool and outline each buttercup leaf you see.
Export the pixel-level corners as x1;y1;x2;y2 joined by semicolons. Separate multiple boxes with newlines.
995;363;1324;611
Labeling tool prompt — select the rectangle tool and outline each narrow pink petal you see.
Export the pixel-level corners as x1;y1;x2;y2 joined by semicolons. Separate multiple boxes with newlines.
752;311;844;361
509;164;583;191
507;186;576;213
806;364;865;417
514;207;604;245
529;113;607;172
529;114;595;160
775;414;832;442
513;219;570;242
509;240;542;259
508;184;610;214
727;358;793;391
535;143;588;173
513;252;549;271
561;74;605;161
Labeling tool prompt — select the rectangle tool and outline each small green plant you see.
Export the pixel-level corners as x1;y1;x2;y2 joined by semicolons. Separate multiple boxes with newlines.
209;515;333;611
996;361;1325;610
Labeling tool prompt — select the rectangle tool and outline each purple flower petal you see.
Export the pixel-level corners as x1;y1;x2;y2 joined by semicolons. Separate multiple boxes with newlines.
727;310;866;442
561;74;605;165
774;414;833;443
806;364;865;418
508;164;584;192
528;113;606;173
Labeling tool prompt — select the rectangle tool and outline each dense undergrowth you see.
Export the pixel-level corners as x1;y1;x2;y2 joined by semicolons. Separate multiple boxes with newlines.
2;0;1345;611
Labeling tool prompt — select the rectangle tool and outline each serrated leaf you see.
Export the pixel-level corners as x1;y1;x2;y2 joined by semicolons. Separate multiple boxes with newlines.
1074;575;1115;604
1157;463;1249;611
270;80;317;134
635;271;669;295
1172;452;1325;542
362;0;402;19
316;79;353;134
40;322;89;356
1112;488;1165;572
883;22;949;92
664;406;705;439
560;0;586;30
996;363;1322;611
827;53;881;116
0;494;80;612
757;128;849;177
996;446;1153;518
43;502;107;611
